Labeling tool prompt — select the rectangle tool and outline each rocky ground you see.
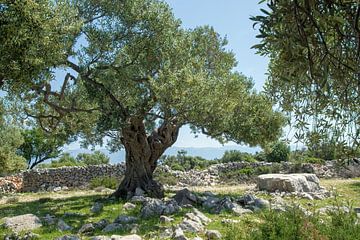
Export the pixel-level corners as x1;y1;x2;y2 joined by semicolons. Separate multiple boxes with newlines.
0;175;359;240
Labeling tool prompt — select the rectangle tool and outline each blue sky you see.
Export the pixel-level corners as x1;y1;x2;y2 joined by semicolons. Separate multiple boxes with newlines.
66;0;270;150
166;0;269;148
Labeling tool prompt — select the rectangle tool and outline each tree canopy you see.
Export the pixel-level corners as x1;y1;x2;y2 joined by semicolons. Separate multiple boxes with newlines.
1;0;284;197
0;105;26;176
17;128;68;169
252;0;360;154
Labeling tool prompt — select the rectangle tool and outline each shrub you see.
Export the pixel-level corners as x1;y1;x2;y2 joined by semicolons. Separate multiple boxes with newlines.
76;151;110;165
90;176;118;189
300;157;325;164
266;141;290;162
220;150;257;163
154;171;178;186
224;203;360;240
40;151;110;168
159;150;217;171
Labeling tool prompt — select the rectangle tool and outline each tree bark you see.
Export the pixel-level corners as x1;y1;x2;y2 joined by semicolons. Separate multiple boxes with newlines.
112;117;179;199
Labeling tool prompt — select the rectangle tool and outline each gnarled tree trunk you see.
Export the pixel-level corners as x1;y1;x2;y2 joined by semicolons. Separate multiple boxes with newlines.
112;118;179;199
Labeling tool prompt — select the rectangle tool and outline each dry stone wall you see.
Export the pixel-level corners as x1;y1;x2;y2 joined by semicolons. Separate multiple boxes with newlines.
21;164;125;192
1;159;359;193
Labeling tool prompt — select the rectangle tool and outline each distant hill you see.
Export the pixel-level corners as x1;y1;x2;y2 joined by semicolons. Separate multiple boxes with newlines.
66;145;261;164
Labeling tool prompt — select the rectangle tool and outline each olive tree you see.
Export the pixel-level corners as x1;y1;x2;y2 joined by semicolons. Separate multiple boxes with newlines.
252;0;360;155
2;0;284;198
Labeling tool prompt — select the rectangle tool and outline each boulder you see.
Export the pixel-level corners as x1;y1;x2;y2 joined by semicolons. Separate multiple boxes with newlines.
140;198;180;218
78;223;95;235
94;219;110;230
58;219;73;231
159;215;174;223
102;223;123;233
173;188;198;206
205;230;222;239
173;227;188;240
42;214;57;225
123;202;136;211
179;219;204;233
91;202;104;214
193;208;211;224
3;214;42;232
114;215;138;224
257;174;321;193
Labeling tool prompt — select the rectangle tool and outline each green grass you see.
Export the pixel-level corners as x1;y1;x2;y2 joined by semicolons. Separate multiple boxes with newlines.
0;179;359;239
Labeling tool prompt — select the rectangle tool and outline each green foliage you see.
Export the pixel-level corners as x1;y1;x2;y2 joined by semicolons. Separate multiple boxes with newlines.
90;176;118;189
159;150;217;171
300;157;325;165
4;0;284;155
17;128;67;169
220;150;257;163
305;131;351;161
0;0;82;92
40;153;79;168
219;165;277;183
265;141;290;163
224;204;360;240
154;171;179;186
252;0;360;153
0;125;26;175
76;150;110;166
40;151;110;168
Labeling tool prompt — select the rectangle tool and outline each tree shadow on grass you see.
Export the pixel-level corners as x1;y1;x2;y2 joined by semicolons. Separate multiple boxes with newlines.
348;181;360;194
0;194;104;219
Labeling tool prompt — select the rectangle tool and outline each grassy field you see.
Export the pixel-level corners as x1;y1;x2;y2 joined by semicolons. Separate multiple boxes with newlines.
0;178;359;239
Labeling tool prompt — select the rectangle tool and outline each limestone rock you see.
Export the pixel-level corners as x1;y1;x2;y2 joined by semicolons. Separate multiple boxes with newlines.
90;236;111;240
91;202;104;214
205;230;222;239
173;227;188;240
257;174;322;193
123;202;136;211
42;214;56;225
173;188;198;206
179;219;204;233
193;208;211;224
94;219;110;230
140;198;180;218
254;198;270;209
114;215;138;224
58;219;73;231
111;234;142;240
78;223;95;235
160;215;174;223
231;205;253;215
3;214;42;232
202;196;220;209
102;223;123;233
